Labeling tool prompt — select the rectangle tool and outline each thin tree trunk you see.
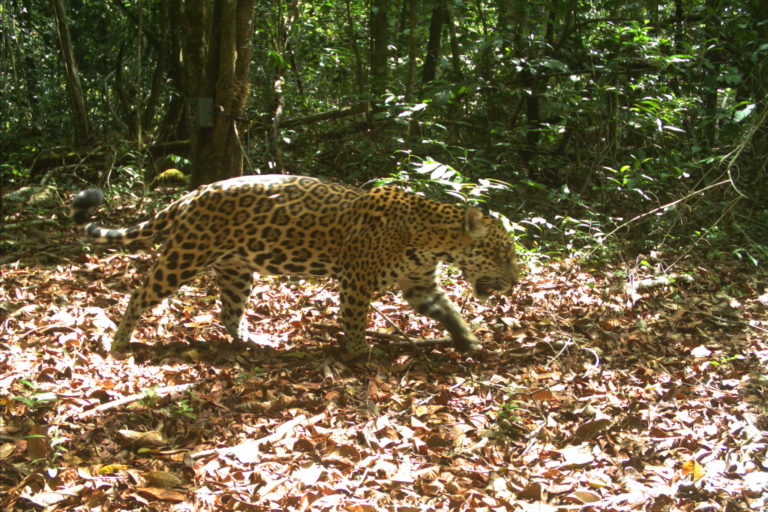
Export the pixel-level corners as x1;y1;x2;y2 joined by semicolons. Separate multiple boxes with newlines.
156;0;187;141
369;0;388;105
404;0;418;103
344;0;365;100
521;69;541;166
266;0;301;171
50;0;89;145
422;0;446;86
445;3;462;81
271;78;286;170
404;0;419;142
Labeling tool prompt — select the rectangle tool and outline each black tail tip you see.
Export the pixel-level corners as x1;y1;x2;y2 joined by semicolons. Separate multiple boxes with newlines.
71;188;105;224
72;189;105;209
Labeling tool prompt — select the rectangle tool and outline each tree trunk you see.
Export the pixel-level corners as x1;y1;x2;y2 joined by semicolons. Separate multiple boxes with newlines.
521;69;541;166
422;0;446;86
445;3;462;81
743;0;768;201
344;0;365;100
369;0;388;104
271;77;286;171
156;0;187;141
404;0;418;103
183;0;256;188
265;0;302;171
50;0;90;146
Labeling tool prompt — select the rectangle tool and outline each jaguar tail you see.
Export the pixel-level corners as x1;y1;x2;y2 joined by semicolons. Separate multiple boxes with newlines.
70;188;173;244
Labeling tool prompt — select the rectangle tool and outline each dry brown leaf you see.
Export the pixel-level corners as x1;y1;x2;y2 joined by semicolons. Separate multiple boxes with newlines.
570;489;602;503
25;424;49;460
517;481;542;500
559;444;594;468
23;489;80;508
143;470;183;488
530;388;556;401
573;417;613;442
135;487;187;502
117;429;168;448
0;442;16;460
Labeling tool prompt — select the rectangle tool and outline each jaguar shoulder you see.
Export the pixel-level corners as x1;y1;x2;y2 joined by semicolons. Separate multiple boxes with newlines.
71;175;519;357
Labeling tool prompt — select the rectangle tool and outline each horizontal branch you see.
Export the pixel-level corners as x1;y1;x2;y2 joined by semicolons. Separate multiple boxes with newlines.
254;101;369;131
80;382;201;418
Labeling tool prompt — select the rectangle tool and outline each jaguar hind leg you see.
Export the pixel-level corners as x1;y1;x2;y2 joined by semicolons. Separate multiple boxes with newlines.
339;277;373;357
110;246;205;356
213;263;256;344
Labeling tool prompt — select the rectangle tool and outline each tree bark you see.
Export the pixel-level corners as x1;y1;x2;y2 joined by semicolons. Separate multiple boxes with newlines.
156;0;187;141
183;0;256;188
445;4;462;81
369;0;388;104
344;0;365;100
50;0;90;146
422;0;446;86
404;0;418;103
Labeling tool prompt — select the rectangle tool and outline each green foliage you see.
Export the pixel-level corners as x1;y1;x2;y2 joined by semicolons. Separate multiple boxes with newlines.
496;401;521;422
374;155;512;208
152;168;188;188
166;397;197;420
490;389;525;437
2;0;767;261
13;380;58;411
0;162;29;187
236;369;265;381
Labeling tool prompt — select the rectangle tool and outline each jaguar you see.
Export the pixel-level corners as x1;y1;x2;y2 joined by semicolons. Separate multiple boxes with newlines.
71;175;519;357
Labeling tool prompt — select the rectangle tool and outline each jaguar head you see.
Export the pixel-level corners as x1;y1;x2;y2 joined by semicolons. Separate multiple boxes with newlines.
459;208;519;303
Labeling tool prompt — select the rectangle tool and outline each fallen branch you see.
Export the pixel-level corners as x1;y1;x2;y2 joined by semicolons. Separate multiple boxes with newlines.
3;219;61;230
387;338;452;348
80;382;201;418
370;303;409;338
17;323;77;341
598;178;730;246
690;306;768;333
626;273;694;293
311;322;451;347
279;102;368;129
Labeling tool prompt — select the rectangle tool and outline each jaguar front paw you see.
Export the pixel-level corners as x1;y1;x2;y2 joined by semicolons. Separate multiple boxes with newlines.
344;338;371;357
106;340;131;360
452;334;482;353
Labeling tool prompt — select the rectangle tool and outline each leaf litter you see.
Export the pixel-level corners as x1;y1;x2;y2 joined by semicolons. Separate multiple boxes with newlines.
1;204;767;511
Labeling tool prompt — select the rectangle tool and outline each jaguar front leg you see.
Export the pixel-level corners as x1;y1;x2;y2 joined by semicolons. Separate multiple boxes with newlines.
398;272;481;352
110;247;203;356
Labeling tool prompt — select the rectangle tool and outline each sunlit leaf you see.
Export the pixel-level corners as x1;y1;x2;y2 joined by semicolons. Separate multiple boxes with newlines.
681;459;705;481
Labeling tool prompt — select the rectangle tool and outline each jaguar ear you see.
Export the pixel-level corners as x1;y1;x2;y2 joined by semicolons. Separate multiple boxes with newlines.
464;207;489;239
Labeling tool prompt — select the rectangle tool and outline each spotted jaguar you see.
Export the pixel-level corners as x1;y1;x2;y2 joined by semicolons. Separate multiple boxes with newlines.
71;175;519;357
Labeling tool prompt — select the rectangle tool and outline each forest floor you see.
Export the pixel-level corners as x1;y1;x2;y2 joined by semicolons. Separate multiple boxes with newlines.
1;194;767;512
